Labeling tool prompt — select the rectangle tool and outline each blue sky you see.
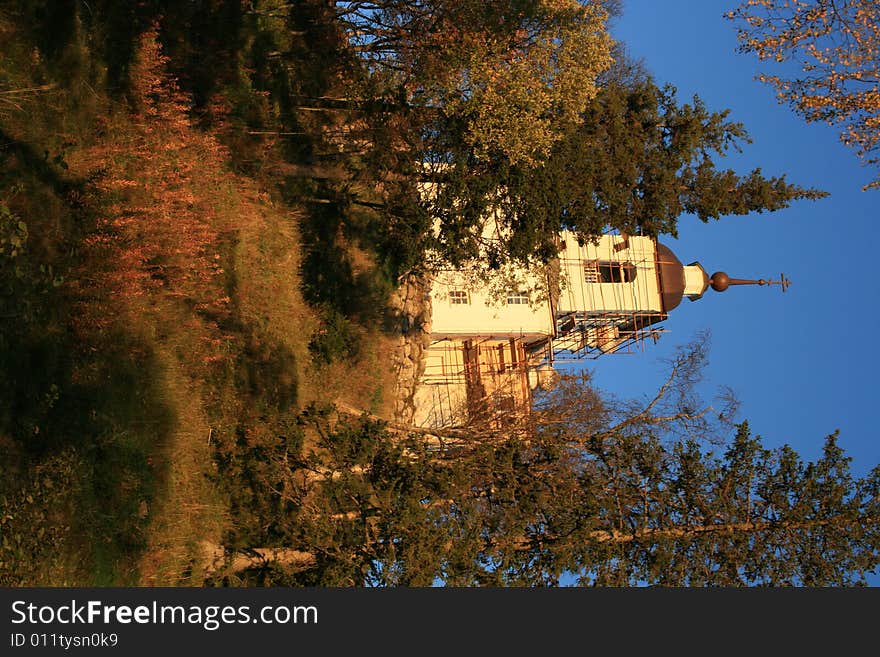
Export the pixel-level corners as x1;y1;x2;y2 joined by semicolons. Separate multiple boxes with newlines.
586;1;879;477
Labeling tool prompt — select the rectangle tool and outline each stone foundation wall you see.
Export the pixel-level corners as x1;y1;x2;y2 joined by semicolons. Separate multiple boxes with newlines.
387;274;432;424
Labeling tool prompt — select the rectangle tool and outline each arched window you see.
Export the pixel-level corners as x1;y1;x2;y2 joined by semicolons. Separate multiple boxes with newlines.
585;261;637;283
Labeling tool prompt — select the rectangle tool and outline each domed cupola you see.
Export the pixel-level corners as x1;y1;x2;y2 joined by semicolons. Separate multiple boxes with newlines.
656;243;712;311
656;242;789;310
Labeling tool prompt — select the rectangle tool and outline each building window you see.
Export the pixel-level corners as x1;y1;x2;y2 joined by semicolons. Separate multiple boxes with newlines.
449;290;470;305
586;261;637;283
584;263;600;283
506;291;529;305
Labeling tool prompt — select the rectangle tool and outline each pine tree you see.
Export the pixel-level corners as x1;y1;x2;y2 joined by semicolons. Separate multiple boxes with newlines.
427;79;827;268
208;344;879;587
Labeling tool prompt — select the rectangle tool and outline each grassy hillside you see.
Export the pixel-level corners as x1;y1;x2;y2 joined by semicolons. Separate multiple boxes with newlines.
0;10;397;586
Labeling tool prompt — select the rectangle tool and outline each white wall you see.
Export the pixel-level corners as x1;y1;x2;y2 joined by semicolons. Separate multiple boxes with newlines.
556;233;663;314
429;269;554;337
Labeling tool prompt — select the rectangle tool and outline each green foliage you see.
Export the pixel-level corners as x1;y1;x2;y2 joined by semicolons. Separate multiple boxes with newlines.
0;199;27;258
0;449;86;585
0;198;31;307
297;194;397;320
294;181;407;336
0;0;864;590
202;339;878;587
204;394;879;587
435;1;613;165
0;195;66;325
427;79;827;269
0;14;178;585
0;328;174;585
308;306;361;366
211;415;305;549
210;405;459;586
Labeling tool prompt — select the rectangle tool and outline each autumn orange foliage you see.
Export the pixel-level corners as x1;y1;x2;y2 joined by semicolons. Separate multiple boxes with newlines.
726;0;880;189
72;27;236;362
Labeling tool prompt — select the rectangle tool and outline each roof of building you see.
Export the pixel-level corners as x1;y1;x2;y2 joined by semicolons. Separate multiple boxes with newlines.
656;242;686;312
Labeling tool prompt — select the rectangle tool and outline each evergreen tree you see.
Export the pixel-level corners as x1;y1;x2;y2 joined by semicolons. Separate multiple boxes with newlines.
428;79;827;268
209;345;879;587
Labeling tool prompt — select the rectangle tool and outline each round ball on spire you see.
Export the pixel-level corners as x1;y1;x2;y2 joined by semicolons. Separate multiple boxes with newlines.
709;272;730;292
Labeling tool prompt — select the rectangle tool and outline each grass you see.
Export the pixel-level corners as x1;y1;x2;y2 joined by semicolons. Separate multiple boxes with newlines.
135;347;227;585
0;13;403;587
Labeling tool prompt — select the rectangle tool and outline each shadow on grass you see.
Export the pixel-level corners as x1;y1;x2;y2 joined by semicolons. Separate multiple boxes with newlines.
210;237;300;417
0;130;175;585
293;182;393;320
0;315;176;585
283;178;402;367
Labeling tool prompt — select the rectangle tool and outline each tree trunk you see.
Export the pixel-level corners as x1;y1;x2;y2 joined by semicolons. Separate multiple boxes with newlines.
200;542;316;577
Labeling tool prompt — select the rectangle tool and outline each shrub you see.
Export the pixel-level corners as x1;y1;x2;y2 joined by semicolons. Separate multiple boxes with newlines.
308;306;360;365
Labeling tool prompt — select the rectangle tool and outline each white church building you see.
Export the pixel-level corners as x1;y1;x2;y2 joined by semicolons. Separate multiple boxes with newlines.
412;231;784;428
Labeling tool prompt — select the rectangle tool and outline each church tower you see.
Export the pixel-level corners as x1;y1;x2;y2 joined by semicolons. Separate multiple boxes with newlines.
412;232;787;428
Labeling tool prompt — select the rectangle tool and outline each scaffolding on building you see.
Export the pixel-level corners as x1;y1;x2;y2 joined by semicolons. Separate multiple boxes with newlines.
415;334;553;429
412;235;675;428
548;235;671;360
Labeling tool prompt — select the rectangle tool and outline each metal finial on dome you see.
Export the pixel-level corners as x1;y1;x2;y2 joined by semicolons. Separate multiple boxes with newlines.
709;272;791;293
